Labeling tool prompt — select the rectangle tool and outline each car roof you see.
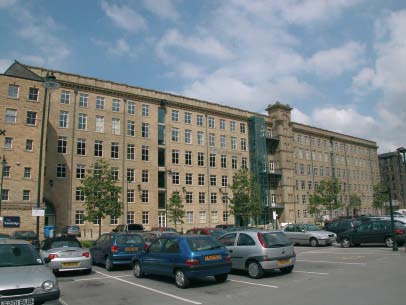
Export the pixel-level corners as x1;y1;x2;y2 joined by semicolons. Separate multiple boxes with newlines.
44;236;79;241
0;238;31;245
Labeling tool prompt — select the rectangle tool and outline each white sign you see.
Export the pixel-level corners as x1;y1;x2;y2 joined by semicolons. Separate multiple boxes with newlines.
32;208;45;217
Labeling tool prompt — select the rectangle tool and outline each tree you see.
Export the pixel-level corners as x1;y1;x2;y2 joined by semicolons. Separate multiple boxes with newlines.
230;169;263;226
167;192;185;231
373;182;389;214
309;178;341;221
348;193;362;216
81;159;122;237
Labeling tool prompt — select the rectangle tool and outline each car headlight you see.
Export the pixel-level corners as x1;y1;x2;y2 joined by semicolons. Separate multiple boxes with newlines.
41;280;56;290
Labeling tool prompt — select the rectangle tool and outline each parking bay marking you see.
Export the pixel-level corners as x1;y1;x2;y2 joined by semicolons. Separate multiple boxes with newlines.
72;274;133;282
296;259;366;265
95;271;202;305
229;279;278;288
294;271;328;275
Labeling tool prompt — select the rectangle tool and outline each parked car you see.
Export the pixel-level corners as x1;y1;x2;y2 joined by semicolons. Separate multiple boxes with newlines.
282;223;336;247
337;219;406;248
185;228;226;239
39;236;92;274
132;235;231;288
151;227;177;232
215;224;236;230
0;233;10;239
0;238;60;304
90;232;146;271
11;230;39;249
142;231;178;246
61;225;81;237
113;223;144;232
217;230;295;279
324;218;362;234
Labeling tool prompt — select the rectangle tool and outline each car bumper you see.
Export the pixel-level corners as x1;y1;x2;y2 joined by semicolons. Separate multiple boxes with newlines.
318;238;335;245
260;256;296;271
0;289;60;305
111;253;138;265
184;262;232;278
49;257;92;272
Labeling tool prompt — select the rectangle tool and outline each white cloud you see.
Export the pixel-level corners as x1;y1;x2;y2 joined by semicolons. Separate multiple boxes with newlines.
0;0;16;8
292;108;311;125
142;0;179;21
100;0;146;33
0;59;13;72
108;38;132;56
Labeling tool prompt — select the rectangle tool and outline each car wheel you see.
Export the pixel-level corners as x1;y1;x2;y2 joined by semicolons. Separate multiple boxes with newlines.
247;261;264;279
280;265;294;274
175;269;190;288
105;257;114;271
385;236;394;248
214;273;228;283
341;237;351;248
133;261;143;278
310;238;319;247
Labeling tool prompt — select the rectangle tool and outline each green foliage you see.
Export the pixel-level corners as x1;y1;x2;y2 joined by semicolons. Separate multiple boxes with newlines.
81;159;122;237
373;182;389;212
167;192;185;229
230;169;263;225
348;193;362;215
309;178;341;219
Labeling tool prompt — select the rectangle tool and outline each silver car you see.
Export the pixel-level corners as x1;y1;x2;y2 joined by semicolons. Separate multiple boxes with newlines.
0;239;60;304
39;236;92;274
282;224;336;247
217;230;296;279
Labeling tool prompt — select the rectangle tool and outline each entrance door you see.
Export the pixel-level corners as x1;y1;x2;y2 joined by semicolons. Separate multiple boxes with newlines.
158;212;166;228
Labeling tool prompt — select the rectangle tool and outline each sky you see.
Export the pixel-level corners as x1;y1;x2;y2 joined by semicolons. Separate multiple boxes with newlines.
0;0;405;154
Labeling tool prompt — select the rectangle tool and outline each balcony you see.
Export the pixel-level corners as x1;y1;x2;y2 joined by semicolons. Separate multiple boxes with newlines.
267;169;282;177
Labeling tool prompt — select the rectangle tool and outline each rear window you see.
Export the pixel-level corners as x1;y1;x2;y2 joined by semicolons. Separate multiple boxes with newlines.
0;244;43;267
187;236;223;251
262;232;292;248
116;234;143;244
49;239;81;249
127;224;144;231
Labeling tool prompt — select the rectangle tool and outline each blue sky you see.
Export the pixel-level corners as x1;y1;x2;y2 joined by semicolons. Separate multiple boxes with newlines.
1;0;405;153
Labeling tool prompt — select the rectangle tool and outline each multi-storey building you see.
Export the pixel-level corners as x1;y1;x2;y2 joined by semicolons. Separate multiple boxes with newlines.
0;61;380;237
378;150;406;210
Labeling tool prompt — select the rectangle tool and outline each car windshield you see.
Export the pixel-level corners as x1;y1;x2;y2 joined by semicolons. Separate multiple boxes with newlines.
14;231;36;239
49;239;81;249
116;234;143;244
0;244;43;267
262;232;292;248
304;224;321;231
187;237;224;251
208;229;225;238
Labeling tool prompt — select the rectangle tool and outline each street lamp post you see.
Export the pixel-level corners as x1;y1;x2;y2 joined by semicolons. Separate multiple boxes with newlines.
0;156;7;216
386;185;398;251
36;73;60;240
397;147;406;208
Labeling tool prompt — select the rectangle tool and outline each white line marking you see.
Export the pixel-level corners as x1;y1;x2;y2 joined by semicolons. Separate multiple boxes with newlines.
59;298;68;305
72;276;110;282
299;251;401;255
294;270;329;275
95;271;202;305
296;259;366;265
229;279;278;288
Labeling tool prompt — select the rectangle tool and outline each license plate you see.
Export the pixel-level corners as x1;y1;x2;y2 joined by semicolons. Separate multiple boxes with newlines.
124;247;138;252
1;298;34;305
277;258;291;265
62;262;80;268
205;254;221;261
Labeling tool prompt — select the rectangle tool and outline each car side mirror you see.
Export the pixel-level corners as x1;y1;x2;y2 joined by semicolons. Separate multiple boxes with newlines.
43;257;51;264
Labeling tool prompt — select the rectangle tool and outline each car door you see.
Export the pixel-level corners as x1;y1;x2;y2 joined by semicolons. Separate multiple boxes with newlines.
91;235;106;263
141;238;165;275
352;222;373;244
217;233;237;268
159;238;180;276
233;233;257;270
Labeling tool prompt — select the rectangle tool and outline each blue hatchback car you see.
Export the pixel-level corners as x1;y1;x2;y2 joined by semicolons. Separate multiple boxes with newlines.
132;235;231;288
90;232;146;271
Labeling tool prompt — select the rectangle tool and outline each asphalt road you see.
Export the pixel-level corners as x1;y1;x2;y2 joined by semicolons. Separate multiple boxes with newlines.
57;245;406;305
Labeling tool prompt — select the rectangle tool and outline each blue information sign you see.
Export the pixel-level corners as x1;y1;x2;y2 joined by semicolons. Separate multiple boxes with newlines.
2;216;20;227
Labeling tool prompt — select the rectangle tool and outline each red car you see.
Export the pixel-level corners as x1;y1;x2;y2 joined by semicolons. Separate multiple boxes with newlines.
185;228;225;239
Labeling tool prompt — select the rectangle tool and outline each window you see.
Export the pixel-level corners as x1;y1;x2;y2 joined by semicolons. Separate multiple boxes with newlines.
112;118;120;135
94;140;103;157
230;121;236;132
185;129;192;144
208;116;215;128
111;168;119;181
171;110;179;122
1;189;9;201
209;133;215;147
112;99;120;112
111;142;119;159
198;152;204;166
23;190;30;201
199;211;206;223
186;211;193;223
127;190;135;203
211;211;218;223
219;119;225;130
210;154;216;168
196;114;203;126
75;188;84;201
221;175;228;187
59;111;69;128
142;145;149;161
127;120;135;136
210;175;217;186
141;104;149;117
128;101;135;114
127;211;135;224
141;123;149;138
185;151;192;165
185;173;193;185
2;166;10;178
142;211;149;225
75;210;85;225
77;138;86;155
171;128;179;142
220;135;226;148
197;131;204;145
96;96;105;110
240;123;246;134
171;172;180;185
172;149;179;164
232;156;238;169
76;165;85;179
127;144;135;160
141;190;149;203
198;174;205;186
5;109;17;123
28;87;39;101
8;84;19;98
78;113;87;130
26;139;33;151
231;137;237;150
199;193;205;205
23;167;32;179
60;91;70;104
127;168;135;182
79;93;88;107
57;136;67;153
242;157;247;169
56;164;66;178
241;138;246;151
95;116;104;133
184;112;191;124
110;216;119;225
223;211;229;223
142;170;149;183
25;111;37;125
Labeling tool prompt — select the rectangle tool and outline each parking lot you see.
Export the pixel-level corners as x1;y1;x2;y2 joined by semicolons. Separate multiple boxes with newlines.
57;245;406;305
